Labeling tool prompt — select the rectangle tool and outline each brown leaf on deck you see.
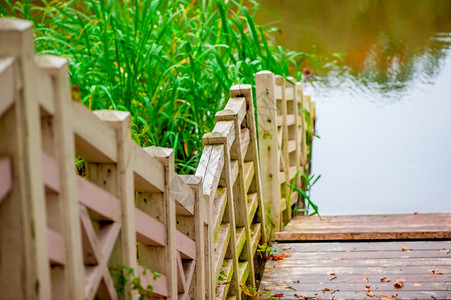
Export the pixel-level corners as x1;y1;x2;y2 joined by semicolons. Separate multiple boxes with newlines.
271;293;284;297
380;277;392;282
380;294;398;300
366;290;374;297
365;285;374;298
363;277;369;282
431;269;443;275
401;248;411;252
393;279;404;289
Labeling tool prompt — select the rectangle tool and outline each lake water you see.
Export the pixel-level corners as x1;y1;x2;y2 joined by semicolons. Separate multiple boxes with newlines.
254;0;451;215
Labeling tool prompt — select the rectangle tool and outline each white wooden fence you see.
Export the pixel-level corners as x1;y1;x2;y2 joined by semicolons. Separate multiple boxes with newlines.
0;18;315;300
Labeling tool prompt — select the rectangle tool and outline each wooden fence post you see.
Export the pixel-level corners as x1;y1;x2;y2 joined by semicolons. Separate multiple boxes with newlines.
179;175;206;300
88;110;137;299
36;55;85;299
255;71;281;237
141;147;178;299
203;122;241;299
229;84;267;244
0;18;51;299
195;145;223;300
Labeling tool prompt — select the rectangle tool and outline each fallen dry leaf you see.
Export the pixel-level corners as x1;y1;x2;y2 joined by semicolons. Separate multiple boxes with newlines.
394;279;404;289
294;293;309;299
401;248;411;252
293;280;300;283
380;294;398;300
330;273;336;276
380;277;392;282
431;269;443;275
365;285;374;298
280;285;296;291
330;276;337;281
363;277;369;282
272;293;284;298
413;212;418;215
366;290;374;297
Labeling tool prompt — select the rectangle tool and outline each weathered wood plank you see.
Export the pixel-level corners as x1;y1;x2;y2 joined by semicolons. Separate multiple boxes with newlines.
137;265;168;297
235;227;246;259
215;259;233;300
238;261;249;286
176;230;196;260
0;157;12;203
243;161;254;193
213;223;231;281
77;176;121;222
287;139;296;153
215;97;246;126
0;57;15;116
203;121;235;150
255;71;281;236
132;143;165;192
276;231;451;241
260;241;451;299
135;208;166;246
212;188;228;240
240;128;250;159
272;240;451;252
247;193;258;224
47;228;66;266
72;102;117;163
42;152;60;193
277;213;451;241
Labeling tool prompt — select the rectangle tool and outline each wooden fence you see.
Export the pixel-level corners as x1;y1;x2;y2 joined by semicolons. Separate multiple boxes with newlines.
255;71;316;236
0;19;315;299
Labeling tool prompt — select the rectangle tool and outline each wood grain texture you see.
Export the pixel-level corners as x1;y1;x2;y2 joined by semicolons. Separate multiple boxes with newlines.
259;241;451;299
0;157;12;203
276;213;451;241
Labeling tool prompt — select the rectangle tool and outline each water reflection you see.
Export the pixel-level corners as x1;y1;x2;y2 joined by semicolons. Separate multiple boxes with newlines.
254;0;451;100
253;0;451;214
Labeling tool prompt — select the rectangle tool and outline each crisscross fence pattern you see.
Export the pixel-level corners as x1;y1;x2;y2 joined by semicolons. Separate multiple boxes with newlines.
0;19;315;300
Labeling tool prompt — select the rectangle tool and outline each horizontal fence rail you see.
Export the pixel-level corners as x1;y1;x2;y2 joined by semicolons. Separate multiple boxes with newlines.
0;18;315;299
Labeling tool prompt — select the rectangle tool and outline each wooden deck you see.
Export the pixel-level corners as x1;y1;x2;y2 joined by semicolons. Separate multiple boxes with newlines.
259;213;451;299
276;213;451;241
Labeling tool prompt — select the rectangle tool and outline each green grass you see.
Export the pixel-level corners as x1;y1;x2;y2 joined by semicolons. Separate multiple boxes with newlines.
1;0;318;172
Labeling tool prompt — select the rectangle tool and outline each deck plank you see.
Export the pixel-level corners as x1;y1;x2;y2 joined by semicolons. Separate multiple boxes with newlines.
277;213;451;241
259;241;451;299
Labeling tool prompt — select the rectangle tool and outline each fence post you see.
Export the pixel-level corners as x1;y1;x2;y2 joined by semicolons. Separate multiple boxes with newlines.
255;71;281;237
215;96;256;288
89;110;137;299
142;147;178;299
0;18;51;299
203;123;241;299
36;55;85;299
229;84;267;244
179;175;206;299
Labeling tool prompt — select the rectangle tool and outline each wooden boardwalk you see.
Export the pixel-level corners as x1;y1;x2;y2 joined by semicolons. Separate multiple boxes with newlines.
259;213;451;299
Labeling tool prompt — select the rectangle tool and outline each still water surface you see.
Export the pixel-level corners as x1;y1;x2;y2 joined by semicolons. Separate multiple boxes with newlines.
255;0;451;214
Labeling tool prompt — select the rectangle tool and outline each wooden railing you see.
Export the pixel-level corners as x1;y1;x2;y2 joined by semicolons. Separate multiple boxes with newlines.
0;19;315;300
255;71;316;236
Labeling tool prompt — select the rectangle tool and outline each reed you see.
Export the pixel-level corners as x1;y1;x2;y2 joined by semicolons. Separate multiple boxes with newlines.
1;0;317;171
